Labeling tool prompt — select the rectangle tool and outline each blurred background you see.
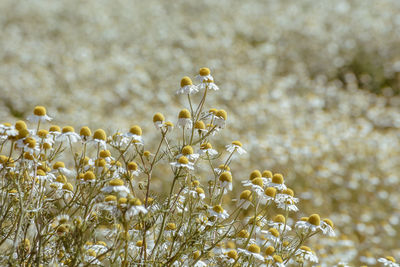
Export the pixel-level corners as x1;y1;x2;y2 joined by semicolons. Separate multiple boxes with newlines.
0;0;399;265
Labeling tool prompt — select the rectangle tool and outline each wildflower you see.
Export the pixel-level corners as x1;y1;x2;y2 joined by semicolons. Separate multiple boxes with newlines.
261;228;281;244
101;179;130;197
237;244;264;261
126;198;147;219
214;164;230;175
226;140;247;155
178;145;199;161
295;214;322;233
321;218;335;237
125;125;144;144
153;112;165;128
177;109;192;128
80;126;92;141
56;126;81;143
295;246;319;263
196;67;213;83
194;121;207;134
261;187;276;205
0;123;18;137
214;109;227;128
269;214;291;231
36;169;55;182
271;254;286;267
243;177;264;196
197;78;219;91
378;257;399;267
27;106;52;123
209;205;229;220
264;246;275;261
198;142;218;156
219;172;233;191
268;173;287;190
237;190;253;209
177;76;198;95
170;156;194;170
127;161;140;176
90;129;107;149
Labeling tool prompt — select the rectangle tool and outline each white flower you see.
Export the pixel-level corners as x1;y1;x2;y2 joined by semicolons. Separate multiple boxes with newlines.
295;246;319;263
196;67;214;83
177;76;199;95
295;214;322;233
377;257;399;267
237;244;264;261
56;128;81;143
126;198;148;219
197;80;219;91
208;205;229;220
170;156;194;170
320;219;335;237
226;141;247;155
0;123;18;137
27;106;53;123
101;179;130;197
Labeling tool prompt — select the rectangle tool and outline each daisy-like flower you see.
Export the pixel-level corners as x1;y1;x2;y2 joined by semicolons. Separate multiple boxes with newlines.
237;190;253;209
260;187;277;205
221;249;238;264
27;106;52;123
35;169;56;182
208;205;229;220
124;125;144;145
177;109;192;128
269;214;291;232
226;140;247;155
88;129;107;149
295;246;319;263
197;78;219;91
237;244;264;262
0;123;18;137
271;254;286;267
16;137;39;154
219;172;233;191
101;179;130;197
191;187;206;200
126;161;140;177
275;188;299;204
295;214;322;233
277;199;299;212
196;67;213;83
320;218;335;237
176;76;198;95
198;142;218;156
262;170;273;183
153;112;166;129
264;246;275;261
194;121;208;134
49;125;61;138
52;161;75;178
56;126;81;143
378;256;399;267
242;177;264;196
177;145;199;161
261;228;281;244
126;198;148;219
214;109;227;128
79;126;92;142
84;249;102;265
268;173;287;191
214;164;231;175
170;156;194;170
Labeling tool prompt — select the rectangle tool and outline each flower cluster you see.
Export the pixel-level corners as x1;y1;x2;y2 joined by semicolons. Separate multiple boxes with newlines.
0;69;344;266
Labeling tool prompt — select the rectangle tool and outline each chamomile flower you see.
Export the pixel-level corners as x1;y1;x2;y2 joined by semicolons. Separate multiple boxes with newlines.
268;173;287;190
271;254;286;267
237;244;264;261
214;164;231;175
194;121;208;134
89;129;107;149
295;246;319;263
219;172;233;191
198;142;218;157
101;179;130;197
56;126;81;143
237;190;253;209
52;161;75;178
214;109;227;128
196;67;213;83
27;106;52;123
125;125;144;144
153;112;165;129
177;76;198;95
261;228;281;244
378;257;399;267
295;214;322;233
177;109;192;128
126;198;147;219
321;218;335;237
264;246;275;261
170;156;194;170
226;141;247;155
260;187;276;205
208;205;229;220
35;169;56;182
197;78;219;91
0;123;18;137
127;161;140;177
269;214;291;232
177;145;199;161
243;177;264;196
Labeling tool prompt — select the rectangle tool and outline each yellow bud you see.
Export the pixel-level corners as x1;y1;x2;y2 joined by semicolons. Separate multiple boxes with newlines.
33;106;47;116
37;129;49;138
127;162;138;171
194;121;205;129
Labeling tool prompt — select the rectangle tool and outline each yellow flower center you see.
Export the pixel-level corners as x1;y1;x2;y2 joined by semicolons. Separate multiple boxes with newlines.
219;172;232;183
84;171;95;181
53;161;65;170
49;125;61;132
99;150;111;158
227;250;237;259
216;109;227;120
386;256;396;263
93;129;106;141
37;129;49;138
323;218;334;228
178;156;189;165
300;246;311;252
231;140;242;147
269;228;280;237
62;183;74;192
249;170;262;180
194;121;206;129
251;177;263;187
308;214;321;226
262;170;273;178
273;255;283;263
178;109;191;119
265;246;275;256
248;244;260;254
212;205;224;213
153;113;165;123
130;198;142;206
218;164;230;171
181;145;194;155
180;76;193;87
265;187;277;198
129;125;142;136
62;126;75;133
104;195;117;202
56;175;67;183
240;190;252;201
127;162;138;171
237;229;249;238
196;187;205;195
80;126;91;137
15;121;27;131
283;188;294;197
33;106;47;116
166;223;177;230
272;173;284;184
109;179;124;186
199;67;210;76
273;214;285;223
